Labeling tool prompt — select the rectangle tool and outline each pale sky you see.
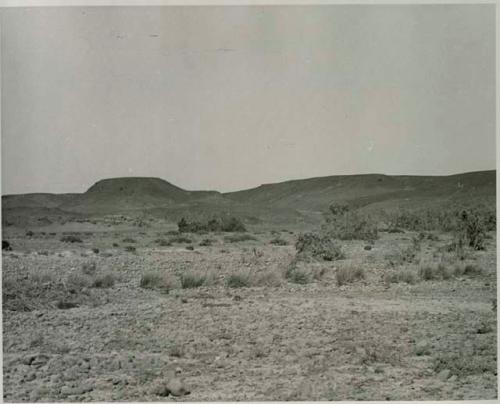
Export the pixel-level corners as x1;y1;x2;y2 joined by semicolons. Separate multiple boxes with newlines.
1;5;496;195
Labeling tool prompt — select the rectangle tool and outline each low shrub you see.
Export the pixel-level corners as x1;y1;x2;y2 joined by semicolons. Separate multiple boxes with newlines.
122;238;136;243
124;245;136;253
169;236;192;244
180;271;209;288
60;235;83;243
178;216;246;233
224;234;257;243
93;273;116;288
336;265;365;286
324;204;378;241
155;238;172;247
140;272;176;292
226;272;251;288
295;232;344;261
81;262;97;276
383;269;417;285
270;237;288;246
199;238;214;246
285;265;310;284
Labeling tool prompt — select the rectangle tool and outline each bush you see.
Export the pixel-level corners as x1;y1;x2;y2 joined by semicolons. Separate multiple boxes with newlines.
169;236;192;244
199;238;214;246
178;216;247;233
226;273;251;288
418;263;453;281
324;204;378;241
295;232;344;261
81;262;97;276
155;239;171;247
285;265;310;284
93;273;116;288
26;230;34;237
383;269;417;285
270;237;288;246
66;272;93;292
224;234;257;243
140;272;176;292
124;245;136;253
455;210;487;250
122;238;136;243
336;265;365;286
2;240;12;251
180;271;208;288
60;235;83;243
92;248;99;254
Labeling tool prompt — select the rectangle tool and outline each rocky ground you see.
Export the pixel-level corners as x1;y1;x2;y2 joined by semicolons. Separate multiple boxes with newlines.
2;222;497;401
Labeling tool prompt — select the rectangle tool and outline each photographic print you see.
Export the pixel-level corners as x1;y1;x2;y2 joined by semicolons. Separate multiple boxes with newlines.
1;3;497;401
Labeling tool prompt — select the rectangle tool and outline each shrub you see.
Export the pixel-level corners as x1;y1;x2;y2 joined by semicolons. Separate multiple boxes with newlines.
324;204;378;241
92;248;99;254
295;232;344;261
199;238;214;246
226;272;251;288
455;210;486;250
60;235;83;243
180;271;207;289
140;272;176;292
285;265;310;284
26;230;34;237
124;245;136;253
224;234;257;243
81;262;97;276
155;239;170;247
66;272;93;292
178;216;247;233
185;245;194;251
122;238;136;243
2;240;12;251
383;269;417;285
270;237;288;246
93;273;116;288
418;263;452;281
170;236;192;244
336;265;365;286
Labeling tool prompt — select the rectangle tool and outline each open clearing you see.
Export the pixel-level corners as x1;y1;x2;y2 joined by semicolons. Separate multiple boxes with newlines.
2;219;497;401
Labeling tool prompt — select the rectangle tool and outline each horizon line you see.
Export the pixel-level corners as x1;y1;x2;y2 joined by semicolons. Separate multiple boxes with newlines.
2;168;496;197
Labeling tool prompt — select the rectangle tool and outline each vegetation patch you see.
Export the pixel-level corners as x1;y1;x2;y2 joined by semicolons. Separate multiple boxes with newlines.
224;234;257;243
336;265;365;286
178;216;246;233
295;232;344;262
60;235;83;243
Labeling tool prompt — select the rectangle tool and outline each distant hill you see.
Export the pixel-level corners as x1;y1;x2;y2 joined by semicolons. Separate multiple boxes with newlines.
2;170;495;227
58;177;225;213
224;170;496;211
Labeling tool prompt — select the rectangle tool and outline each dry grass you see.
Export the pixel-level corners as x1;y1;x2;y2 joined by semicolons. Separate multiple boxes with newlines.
336;264;365;286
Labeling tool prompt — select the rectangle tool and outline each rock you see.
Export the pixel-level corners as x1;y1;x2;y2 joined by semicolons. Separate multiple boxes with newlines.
448;375;458;382
437;369;451;381
415;340;431;356
152;376;190;397
166;377;190;396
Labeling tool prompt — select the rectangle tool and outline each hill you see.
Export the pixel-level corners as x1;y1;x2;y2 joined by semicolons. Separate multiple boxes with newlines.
2;171;495;227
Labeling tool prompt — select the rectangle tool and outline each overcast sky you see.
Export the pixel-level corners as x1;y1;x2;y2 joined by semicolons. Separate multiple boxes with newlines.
1;5;496;194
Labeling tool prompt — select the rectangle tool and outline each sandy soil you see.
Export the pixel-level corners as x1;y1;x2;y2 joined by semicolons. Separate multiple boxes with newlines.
2;224;497;401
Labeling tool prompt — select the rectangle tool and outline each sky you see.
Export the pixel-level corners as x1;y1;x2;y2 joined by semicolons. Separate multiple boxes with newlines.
1;5;496;195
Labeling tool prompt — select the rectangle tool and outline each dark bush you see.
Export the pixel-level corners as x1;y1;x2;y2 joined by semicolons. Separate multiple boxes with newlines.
2;240;12;251
60;235;83;243
295;232;344;261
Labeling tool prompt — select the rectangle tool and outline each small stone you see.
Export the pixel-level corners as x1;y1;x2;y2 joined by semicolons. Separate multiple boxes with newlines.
166;377;190;397
415;340;431;356
437;369;451;381
448;375;458;382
